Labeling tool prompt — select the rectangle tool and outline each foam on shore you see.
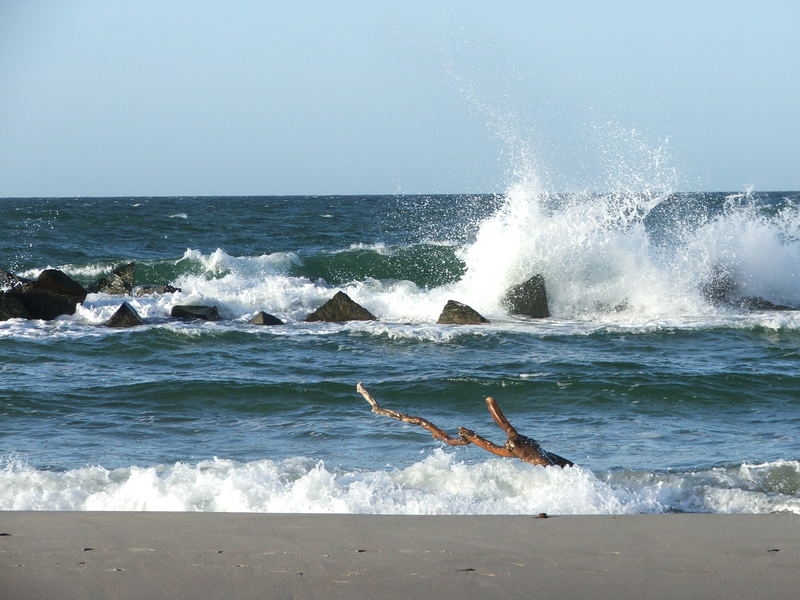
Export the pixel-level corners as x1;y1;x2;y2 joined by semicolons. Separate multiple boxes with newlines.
2;452;797;514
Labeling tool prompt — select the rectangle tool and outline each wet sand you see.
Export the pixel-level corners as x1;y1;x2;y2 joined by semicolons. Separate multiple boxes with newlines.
1;512;797;599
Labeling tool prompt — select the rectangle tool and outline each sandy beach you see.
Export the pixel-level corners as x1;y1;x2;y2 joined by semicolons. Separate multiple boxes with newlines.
1;512;797;599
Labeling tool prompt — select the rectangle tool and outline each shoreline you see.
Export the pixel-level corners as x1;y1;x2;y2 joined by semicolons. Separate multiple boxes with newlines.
1;512;797;599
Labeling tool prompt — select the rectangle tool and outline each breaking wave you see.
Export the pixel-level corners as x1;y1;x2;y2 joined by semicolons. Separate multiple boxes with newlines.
1;452;797;514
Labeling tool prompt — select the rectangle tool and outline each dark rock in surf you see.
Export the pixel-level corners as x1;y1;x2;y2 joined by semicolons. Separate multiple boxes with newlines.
699;266;796;311
9;269;87;320
612;300;630;312
0;292;31;321
104;302;143;327
737;296;796;311
249;311;284;325
35;269;87;304
7;285;76;320
170;305;220;321
304;291;377;322
699;265;737;305
436;300;489;325
502;274;550;318
1;270;31;290
133;284;181;297
87;262;135;295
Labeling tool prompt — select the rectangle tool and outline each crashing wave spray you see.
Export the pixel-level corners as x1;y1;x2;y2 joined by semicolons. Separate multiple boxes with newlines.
454;130;800;318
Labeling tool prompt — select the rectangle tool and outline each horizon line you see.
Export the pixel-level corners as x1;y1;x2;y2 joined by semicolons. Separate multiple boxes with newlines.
2;189;799;201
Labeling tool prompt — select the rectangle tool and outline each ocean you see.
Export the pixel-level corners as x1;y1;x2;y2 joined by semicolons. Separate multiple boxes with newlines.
1;187;799;514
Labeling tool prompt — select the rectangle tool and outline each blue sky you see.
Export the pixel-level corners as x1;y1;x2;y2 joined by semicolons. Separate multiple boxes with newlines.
1;1;798;196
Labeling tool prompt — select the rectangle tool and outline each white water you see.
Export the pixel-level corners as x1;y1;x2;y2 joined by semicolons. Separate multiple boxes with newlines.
1;452;797;514
455;183;800;319
7;179;800;337
64;188;800;336
5;230;800;342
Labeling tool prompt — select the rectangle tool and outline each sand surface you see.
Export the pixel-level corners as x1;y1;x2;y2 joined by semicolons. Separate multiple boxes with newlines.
1;512;797;599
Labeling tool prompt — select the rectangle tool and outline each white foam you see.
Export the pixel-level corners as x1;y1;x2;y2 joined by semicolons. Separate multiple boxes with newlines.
176;247;300;276
334;242;391;255
7;192;800;341
1;453;796;514
451;179;799;321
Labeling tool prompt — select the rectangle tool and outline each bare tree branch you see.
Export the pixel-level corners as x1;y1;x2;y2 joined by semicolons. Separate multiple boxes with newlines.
357;382;469;446
357;382;574;467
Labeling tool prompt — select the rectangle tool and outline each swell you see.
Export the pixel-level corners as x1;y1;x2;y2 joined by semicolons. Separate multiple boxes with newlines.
292;244;465;288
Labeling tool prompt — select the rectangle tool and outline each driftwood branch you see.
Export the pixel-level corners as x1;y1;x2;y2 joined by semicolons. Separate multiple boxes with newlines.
357;383;573;467
357;382;468;445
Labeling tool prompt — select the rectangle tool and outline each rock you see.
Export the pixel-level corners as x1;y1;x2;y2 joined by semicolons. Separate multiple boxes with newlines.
503;274;549;318
133;284;181;297
0;293;31;321
10;285;77;320
249;311;283;325
304;291;376;322
87;263;135;295
737;296;795;311
104;302;143;327
9;269;87;320
612;300;630;313
170;305;220;320
35;269;87;304
436;300;490;324
1;270;31;290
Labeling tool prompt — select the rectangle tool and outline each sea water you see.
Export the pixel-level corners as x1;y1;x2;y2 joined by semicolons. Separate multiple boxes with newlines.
1;186;799;514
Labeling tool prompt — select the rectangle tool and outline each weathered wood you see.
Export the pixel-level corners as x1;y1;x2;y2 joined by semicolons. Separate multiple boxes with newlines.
357;383;573;467
484;396;573;467
457;427;514;457
356;382;469;446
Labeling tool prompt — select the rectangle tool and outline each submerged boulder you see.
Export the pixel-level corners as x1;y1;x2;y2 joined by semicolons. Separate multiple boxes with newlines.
9;269;87;320
249;311;284;325
436;300;489;324
304;291;377;322
104;301;143;327
699;265;737;305
170;305;220;321
503;274;549;318
737;296;796;311
700;265;796;311
87;262;136;295
133;284;181;297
